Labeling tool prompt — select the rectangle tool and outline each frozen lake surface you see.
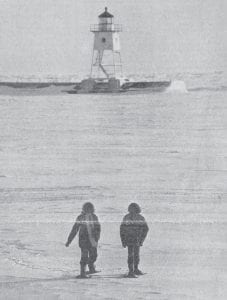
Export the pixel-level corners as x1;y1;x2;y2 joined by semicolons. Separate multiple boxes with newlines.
0;73;226;299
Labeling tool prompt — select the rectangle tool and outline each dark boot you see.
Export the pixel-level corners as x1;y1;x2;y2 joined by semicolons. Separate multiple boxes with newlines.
127;263;137;278
134;265;144;275
88;264;98;274
77;264;90;279
127;271;137;278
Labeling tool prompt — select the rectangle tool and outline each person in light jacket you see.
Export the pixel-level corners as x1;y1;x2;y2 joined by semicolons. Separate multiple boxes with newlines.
120;203;149;278
65;202;101;278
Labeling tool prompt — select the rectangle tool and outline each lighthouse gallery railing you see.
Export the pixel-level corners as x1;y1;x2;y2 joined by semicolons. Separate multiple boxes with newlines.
90;24;122;32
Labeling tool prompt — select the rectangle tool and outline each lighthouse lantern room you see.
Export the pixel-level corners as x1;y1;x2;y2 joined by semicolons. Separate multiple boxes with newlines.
90;7;123;80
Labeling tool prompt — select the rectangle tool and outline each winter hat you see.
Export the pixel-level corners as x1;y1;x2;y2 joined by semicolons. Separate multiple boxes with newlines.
82;202;95;214
128;203;141;214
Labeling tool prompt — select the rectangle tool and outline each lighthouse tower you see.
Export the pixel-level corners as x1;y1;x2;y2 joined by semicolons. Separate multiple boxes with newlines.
69;7;172;93
90;7;123;79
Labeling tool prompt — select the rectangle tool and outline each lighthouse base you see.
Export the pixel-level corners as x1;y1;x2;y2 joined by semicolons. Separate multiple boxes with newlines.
67;78;171;94
69;78;121;93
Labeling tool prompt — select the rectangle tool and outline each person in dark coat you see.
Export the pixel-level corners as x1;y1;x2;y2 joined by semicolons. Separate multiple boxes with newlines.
65;202;101;278
120;203;149;278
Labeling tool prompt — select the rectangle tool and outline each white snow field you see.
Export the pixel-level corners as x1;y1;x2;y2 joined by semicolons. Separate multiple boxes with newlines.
0;73;226;299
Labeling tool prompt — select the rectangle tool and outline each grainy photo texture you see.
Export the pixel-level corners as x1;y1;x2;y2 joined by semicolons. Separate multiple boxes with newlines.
0;1;226;299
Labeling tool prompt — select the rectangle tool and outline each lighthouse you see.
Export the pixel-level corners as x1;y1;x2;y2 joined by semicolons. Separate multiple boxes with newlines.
90;7;123;79
69;7;171;93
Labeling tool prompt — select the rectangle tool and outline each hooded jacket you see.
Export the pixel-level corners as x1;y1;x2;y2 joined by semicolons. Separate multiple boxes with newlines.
67;213;101;248
120;213;149;246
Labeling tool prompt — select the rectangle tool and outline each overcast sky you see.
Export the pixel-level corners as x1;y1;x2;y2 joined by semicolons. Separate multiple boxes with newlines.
0;0;226;76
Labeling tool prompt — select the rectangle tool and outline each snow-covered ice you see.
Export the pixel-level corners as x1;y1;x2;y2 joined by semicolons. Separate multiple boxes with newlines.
0;73;226;299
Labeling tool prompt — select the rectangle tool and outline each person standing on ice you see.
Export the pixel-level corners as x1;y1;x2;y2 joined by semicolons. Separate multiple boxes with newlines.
120;203;149;278
65;202;101;278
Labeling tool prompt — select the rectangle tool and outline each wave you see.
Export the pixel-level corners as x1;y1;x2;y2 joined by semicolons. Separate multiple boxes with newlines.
165;80;188;93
